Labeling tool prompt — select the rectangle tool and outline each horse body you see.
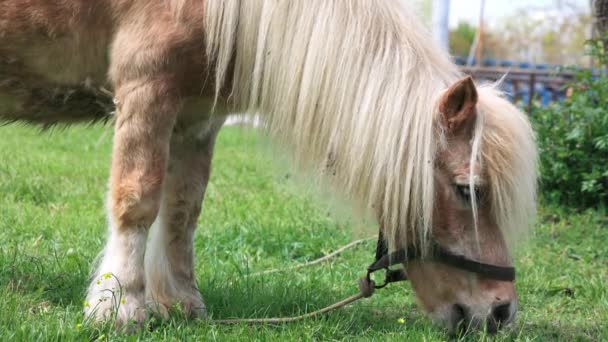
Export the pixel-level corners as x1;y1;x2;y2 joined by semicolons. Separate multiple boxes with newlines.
0;0;537;333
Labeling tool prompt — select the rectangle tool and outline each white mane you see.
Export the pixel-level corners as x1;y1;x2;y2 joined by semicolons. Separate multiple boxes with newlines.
200;0;537;250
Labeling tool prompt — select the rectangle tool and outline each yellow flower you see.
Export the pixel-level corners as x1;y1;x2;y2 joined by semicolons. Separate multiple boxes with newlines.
397;318;405;324
120;298;126;305
102;273;112;279
83;301;90;308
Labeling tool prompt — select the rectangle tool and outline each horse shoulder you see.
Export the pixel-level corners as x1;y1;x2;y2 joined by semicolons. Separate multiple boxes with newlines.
110;1;215;99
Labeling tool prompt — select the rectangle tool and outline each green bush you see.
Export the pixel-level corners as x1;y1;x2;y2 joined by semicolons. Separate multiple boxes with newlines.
532;40;608;207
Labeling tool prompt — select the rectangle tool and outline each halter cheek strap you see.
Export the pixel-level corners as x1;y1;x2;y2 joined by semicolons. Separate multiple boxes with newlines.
431;245;516;281
367;232;516;288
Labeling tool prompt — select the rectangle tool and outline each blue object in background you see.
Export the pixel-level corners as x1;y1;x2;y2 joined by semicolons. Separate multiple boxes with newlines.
453;56;466;65
542;87;553;106
500;60;514;68
483;58;497;67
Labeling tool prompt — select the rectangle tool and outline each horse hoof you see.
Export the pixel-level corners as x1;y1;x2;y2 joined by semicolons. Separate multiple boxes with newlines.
183;299;207;320
84;278;147;330
146;301;170;320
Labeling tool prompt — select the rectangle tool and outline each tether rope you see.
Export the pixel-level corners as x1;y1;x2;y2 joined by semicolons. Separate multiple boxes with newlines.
246;237;374;277
212;277;376;324
212;237;378;324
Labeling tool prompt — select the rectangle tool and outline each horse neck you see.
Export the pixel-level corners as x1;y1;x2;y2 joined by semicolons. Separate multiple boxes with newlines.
205;0;460;249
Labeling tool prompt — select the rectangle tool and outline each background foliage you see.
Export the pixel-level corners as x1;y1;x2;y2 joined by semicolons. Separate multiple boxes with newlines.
531;39;608;207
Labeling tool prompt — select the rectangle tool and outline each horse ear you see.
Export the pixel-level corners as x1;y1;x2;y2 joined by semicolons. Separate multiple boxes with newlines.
439;76;478;134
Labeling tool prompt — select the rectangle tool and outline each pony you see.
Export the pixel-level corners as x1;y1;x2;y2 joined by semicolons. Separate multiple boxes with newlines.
0;0;537;333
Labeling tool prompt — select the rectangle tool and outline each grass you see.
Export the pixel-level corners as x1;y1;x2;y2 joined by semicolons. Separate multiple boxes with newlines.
0;123;606;341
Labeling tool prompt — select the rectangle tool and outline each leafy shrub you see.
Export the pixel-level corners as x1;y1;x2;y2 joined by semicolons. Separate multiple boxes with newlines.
532;40;608;207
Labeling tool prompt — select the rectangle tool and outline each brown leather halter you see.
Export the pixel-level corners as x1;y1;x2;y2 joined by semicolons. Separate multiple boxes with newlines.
367;231;516;289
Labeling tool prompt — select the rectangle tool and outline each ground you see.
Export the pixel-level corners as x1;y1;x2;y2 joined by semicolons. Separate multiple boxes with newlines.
0;124;606;341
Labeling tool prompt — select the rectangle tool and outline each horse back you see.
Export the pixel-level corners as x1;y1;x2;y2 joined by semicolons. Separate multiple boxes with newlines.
0;0;214;126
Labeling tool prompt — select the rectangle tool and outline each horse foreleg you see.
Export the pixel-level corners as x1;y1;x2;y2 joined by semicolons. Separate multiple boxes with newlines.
84;77;179;327
145;118;224;319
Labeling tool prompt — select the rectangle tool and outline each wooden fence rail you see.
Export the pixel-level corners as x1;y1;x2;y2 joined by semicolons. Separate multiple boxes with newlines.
460;66;577;114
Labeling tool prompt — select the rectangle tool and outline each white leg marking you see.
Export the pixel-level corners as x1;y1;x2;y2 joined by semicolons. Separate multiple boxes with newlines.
84;210;148;326
145;196;206;319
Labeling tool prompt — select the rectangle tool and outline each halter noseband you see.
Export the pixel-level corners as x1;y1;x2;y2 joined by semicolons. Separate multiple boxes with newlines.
367;232;515;289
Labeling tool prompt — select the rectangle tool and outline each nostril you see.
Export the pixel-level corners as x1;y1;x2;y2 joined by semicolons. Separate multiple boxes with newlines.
452;303;467;323
491;301;512;324
452;304;473;335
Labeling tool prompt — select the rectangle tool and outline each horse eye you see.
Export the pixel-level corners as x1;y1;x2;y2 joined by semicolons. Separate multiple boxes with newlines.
454;184;479;202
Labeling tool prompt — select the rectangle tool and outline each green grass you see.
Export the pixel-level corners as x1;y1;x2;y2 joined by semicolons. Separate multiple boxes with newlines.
0;124;606;341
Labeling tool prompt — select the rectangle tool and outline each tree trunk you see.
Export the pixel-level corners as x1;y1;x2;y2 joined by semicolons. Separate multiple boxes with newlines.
594;0;608;52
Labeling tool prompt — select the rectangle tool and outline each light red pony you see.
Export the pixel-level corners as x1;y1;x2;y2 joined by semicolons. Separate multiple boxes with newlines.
0;0;537;333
